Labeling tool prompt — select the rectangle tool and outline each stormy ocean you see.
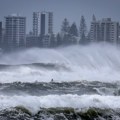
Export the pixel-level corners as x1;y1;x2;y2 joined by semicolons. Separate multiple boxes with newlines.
0;43;120;120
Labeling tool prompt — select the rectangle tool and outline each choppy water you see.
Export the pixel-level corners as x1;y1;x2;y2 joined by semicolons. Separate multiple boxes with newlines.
0;43;120;119
0;81;120;96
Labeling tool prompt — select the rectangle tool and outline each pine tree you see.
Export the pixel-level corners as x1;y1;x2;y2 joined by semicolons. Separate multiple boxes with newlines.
61;18;70;34
79;16;87;44
69;22;78;37
92;14;96;22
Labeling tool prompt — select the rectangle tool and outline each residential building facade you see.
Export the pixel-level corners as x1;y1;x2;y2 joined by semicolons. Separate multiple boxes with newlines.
33;11;53;36
33;11;53;47
90;18;119;44
5;14;26;50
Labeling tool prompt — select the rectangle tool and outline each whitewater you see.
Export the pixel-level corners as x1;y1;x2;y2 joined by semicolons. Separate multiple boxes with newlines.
0;94;120;113
0;43;120;83
0;43;120;120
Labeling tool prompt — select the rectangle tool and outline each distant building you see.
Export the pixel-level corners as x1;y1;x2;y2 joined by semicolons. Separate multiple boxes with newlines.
33;11;53;36
5;14;26;50
33;12;53;47
90;17;119;44
26;35;41;48
42;35;51;47
0;22;2;48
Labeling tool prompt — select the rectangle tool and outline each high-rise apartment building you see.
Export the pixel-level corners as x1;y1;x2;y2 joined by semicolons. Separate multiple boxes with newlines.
33;11;53;47
5;14;26;50
33;11;53;36
90;17;119;44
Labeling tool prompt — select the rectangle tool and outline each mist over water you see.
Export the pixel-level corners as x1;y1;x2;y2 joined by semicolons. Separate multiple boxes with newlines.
0;43;120;83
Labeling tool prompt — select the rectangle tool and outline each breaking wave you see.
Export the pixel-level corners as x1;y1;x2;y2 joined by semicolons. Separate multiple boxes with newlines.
0;43;120;83
0;94;120;113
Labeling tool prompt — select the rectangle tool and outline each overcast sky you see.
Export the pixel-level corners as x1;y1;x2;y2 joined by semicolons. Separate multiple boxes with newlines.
0;0;120;33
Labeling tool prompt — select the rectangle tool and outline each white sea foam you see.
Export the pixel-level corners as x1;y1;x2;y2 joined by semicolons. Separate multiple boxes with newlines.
0;43;120;83
0;94;120;113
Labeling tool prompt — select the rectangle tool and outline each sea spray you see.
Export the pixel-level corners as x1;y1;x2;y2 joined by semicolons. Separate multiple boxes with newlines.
0;43;120;83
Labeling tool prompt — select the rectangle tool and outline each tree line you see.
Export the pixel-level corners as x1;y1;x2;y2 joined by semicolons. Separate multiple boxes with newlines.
50;15;89;47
